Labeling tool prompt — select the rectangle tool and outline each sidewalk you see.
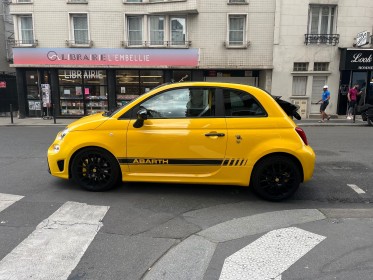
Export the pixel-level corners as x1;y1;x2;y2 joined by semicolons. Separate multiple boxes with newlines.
0;116;75;127
0;115;369;127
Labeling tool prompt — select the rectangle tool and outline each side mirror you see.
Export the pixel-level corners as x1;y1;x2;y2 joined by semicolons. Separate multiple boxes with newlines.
133;108;148;128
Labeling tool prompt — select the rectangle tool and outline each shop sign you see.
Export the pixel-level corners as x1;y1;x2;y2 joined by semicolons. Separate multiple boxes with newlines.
356;31;370;47
344;49;373;70
0;81;6;88
13;48;199;67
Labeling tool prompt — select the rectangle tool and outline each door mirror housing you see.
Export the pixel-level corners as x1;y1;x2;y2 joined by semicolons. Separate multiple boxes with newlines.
133;108;148;128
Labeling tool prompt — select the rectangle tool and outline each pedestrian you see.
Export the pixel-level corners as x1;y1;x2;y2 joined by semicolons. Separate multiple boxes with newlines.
317;85;331;123
347;84;360;120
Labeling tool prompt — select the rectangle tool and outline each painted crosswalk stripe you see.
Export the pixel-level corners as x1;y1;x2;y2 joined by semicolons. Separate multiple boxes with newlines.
347;184;366;194
0;201;109;280
219;227;326;280
0;193;24;212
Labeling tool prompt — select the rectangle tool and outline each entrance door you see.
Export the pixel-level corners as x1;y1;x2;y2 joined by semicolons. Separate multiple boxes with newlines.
311;76;327;114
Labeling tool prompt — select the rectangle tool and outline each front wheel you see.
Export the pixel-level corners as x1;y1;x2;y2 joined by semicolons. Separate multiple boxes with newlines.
251;155;301;201
71;148;120;191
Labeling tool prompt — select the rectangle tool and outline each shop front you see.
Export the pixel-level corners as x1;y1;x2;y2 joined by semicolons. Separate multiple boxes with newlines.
338;48;373;115
12;48;199;118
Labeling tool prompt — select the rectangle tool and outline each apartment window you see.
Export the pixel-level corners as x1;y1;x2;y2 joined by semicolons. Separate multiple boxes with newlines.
14;0;32;3
228;14;246;46
292;77;307;96
128;16;143;45
170;17;186;45
309;6;335;35
125;15;189;48
126;0;142;2
293;63;308;71
70;14;89;45
314;62;329;71
18;15;34;44
149;16;164;45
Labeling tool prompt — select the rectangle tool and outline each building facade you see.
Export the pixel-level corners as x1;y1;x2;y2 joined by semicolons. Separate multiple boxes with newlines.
272;0;373;118
7;0;373;118
1;0;17;115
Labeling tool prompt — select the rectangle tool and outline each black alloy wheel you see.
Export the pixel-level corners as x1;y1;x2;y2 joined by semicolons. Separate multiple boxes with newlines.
251;155;301;201
71;148;120;191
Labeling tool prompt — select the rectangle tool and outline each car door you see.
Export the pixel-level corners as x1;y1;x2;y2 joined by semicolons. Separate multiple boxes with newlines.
125;86;227;177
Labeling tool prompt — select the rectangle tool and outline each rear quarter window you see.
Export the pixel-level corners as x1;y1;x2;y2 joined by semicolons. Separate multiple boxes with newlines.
223;89;267;117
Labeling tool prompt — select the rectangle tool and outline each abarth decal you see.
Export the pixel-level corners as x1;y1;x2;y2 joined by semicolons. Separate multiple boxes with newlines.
118;158;248;166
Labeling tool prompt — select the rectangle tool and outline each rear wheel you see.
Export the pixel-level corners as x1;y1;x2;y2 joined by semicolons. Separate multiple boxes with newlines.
71;148;120;191
251;155;301;201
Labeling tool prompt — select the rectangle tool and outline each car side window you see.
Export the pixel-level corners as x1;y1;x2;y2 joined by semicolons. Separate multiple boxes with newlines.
223;89;266;117
139;87;215;119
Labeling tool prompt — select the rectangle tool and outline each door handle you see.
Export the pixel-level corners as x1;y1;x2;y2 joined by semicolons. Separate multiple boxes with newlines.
205;132;225;137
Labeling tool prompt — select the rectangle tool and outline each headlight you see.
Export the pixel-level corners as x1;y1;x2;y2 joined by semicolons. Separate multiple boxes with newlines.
58;128;69;140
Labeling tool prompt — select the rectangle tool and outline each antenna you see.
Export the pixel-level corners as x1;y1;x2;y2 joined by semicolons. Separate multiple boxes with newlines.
179;75;188;82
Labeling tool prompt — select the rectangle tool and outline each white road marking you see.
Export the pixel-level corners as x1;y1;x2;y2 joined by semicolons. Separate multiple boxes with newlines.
347;184;366;194
0;201;109;280
0;193;24;212
219;227;326;280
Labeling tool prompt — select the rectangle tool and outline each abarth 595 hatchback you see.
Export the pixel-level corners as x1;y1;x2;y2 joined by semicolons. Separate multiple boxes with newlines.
48;82;315;201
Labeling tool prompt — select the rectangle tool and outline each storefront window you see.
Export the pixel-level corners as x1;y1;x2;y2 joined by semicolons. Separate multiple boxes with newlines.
115;70;164;107
58;69;107;116
140;70;163;94
116;70;140;107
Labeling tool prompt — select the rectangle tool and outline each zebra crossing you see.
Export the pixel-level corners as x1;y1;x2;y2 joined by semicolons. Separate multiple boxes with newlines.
0;193;109;280
1;191;370;280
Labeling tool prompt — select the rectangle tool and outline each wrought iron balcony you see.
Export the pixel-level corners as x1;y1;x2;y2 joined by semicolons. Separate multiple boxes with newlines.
121;40;191;48
304;34;340;46
66;40;93;48
7;39;38;47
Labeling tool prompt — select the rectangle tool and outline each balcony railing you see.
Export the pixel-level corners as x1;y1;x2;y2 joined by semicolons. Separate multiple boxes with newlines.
304;34;340;46
121;40;191;48
7;39;38;48
66;40;93;48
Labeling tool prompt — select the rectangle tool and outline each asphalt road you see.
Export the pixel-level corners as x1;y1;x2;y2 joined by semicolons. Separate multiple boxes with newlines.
0;125;372;280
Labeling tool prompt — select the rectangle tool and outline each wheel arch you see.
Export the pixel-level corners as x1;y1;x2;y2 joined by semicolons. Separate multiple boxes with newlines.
249;152;304;186
68;146;122;180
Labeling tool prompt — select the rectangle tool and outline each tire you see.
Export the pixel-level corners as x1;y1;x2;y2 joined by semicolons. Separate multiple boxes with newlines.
251;155;301;201
71;148;120;192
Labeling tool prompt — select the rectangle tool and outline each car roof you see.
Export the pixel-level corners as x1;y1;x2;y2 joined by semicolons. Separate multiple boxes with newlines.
112;82;286;119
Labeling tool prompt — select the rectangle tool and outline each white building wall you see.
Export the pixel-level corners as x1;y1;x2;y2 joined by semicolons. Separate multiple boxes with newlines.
9;0;276;72
272;0;373;117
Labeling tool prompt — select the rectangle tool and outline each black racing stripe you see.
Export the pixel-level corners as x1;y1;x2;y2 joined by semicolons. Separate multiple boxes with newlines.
117;158;224;166
222;159;230;166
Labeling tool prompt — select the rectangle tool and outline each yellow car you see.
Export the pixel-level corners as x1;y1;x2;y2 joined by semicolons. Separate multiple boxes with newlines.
48;82;315;201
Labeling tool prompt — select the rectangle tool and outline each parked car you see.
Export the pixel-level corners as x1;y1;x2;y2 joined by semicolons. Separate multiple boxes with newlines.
48;82;315;201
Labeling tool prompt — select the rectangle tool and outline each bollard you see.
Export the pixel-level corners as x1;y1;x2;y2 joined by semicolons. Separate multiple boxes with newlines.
10;104;14;124
53;103;56;124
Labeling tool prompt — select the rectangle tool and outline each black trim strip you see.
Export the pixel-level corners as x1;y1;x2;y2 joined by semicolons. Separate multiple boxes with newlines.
118;158;224;166
117;157;248;166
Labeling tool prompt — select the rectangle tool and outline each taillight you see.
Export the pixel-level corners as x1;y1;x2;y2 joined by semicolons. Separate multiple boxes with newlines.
295;127;308;145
